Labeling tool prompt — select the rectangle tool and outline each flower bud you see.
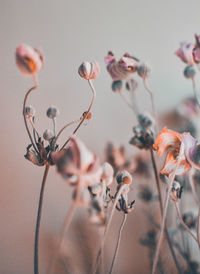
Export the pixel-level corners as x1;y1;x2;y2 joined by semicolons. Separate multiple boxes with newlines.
170;181;183;202
183;66;196;79
43;129;54;140
16;44;43;76
46;106;60;119
25;105;35;118
138;113;154;129
111;80;123;93
116;170;132;185
78;61;100;80
137;63;151;78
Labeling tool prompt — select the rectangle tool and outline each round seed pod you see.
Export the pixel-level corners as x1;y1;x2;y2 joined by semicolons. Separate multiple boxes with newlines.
43;129;54;141
46;106;60;119
137;63;151;78
111;80;123;92
25;105;35;118
78;61;100;80
183;66;196;79
116;170;132;185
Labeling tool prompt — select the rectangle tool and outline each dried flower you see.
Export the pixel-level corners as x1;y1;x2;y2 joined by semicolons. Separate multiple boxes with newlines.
153;127;199;176
16;44;43;76
105;143;126;169
46;106;59;119
54;136;101;186
105;51;138;81
78;61;100;80
43;129;54;141
25;105;35;118
183;66;196;79
129;124;154;150
137;63;151;78
175;42;195;66
25;145;44;166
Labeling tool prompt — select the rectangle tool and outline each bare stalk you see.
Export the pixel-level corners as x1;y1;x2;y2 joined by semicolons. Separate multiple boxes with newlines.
150;150;181;274
152;166;178;274
28;117;40;138
108;213;127;274
34;164;50;274
191;77;200;108
175;202;198;244
48;178;82;274
197;207;200;248
23;76;39;154
61;79;96;150
93;184;126;274
52;117;56;136
143;78;157;120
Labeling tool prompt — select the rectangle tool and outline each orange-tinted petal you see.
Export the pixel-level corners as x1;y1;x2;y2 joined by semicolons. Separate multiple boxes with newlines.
154;127;182;156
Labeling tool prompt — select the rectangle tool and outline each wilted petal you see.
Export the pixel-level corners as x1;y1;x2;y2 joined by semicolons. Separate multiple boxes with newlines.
193;48;200;64
175;42;195;66
181;132;197;157
24;149;44;166
154;127;182;156
120;56;138;72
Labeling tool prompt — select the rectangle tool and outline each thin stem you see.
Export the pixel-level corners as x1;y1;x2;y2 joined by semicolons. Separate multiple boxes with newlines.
108;213;127;274
34;164;50;274
191;77;200;108
61;79;96;150
54;119;81;147
174;202;198;243
52;118;56;136
152;166;178;274
119;92;137;115
197;207;200;248
48;178;82;274
23;76;39;154
93;184;126;274
150;150;182;274
143;78;157;120
29;117;40;138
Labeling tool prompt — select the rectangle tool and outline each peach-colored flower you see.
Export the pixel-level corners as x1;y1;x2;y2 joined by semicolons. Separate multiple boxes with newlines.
193;34;200;64
153;127;198;176
16;44;43;76
175;42;195;66
105;51;138;81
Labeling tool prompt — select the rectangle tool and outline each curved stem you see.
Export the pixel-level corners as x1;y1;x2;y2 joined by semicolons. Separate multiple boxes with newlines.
150;150;182;274
108;213;127;274
152;166;178;274
143;78;157;120
60;79;96;150
93;184;126;274
48;178;82;274
174;202;198;243
29;117;40;138
119;92;137;114
54;119;81;147
191;77;200;108
34;164;50;274
23;77;39;154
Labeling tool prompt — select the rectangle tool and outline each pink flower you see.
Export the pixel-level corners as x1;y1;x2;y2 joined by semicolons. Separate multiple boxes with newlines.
193;34;200;64
175;42;195;66
154;127;198;176
105;51;138;81
53;136;102;186
16;44;43;76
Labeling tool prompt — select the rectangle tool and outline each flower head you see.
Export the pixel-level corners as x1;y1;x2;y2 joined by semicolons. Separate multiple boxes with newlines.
175;42;195;66
193;34;200;64
154;127;199;176
78;61;100;80
16;44;43;76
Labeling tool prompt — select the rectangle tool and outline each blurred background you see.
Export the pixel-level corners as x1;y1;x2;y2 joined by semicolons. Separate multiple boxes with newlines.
0;0;200;273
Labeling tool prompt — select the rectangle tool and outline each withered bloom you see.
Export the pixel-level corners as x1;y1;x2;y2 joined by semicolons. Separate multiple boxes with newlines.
53;136;102;186
175;42;195;66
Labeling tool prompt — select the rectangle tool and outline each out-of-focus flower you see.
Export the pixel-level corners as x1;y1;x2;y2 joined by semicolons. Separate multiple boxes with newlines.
111;80;123;93
193;34;200;64
46;106;60;119
137;63;151;78
170;181;183;202
78;61;100;80
183;66;196;79
138;185;153;202
16;44;43;76
105;142;126;170
180;212;197;229
53;136;102;186
175;42;195;66
129;123;154;150
140;230;156;247
43;129;54;141
25;105;35;118
153;127;199;176
125;78;138;92
101;162;114;186
105;51;138;81
177;97;200;118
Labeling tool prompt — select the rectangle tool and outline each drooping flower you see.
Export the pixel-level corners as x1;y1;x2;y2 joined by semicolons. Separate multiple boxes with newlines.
153;127;199;176
193;34;200;64
53;136;102;186
105;51;138;81
175;42;195;66
16;44;43;76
